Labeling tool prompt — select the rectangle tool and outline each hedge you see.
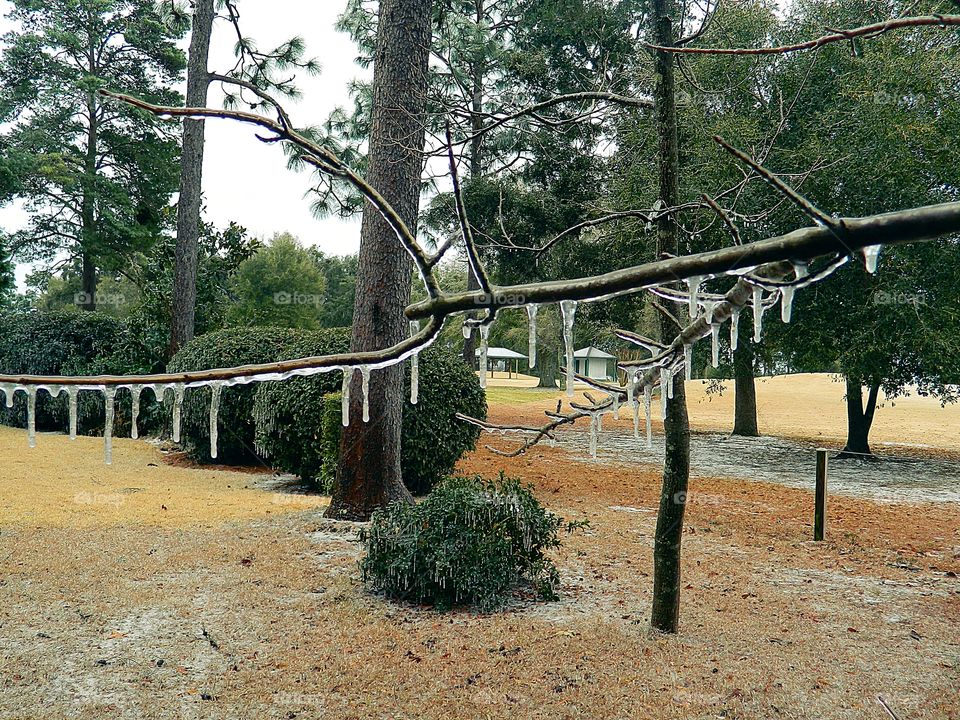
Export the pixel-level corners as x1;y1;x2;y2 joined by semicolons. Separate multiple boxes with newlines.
0;310;157;435
254;344;486;494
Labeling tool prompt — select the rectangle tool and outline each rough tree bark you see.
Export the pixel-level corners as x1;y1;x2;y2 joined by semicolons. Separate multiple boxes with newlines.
326;0;434;520
839;376;880;457
732;338;759;436
650;1;691;635
168;0;216;357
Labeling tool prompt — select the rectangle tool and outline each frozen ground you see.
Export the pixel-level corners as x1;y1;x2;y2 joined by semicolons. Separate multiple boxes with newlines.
556;428;960;504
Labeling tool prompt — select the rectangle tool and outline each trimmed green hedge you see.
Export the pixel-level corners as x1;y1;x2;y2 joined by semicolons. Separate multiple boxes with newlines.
254;344;486;494
0;311;158;435
167;327;350;464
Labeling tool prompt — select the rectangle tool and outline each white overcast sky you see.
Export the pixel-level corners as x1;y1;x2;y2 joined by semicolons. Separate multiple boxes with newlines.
0;0;367;289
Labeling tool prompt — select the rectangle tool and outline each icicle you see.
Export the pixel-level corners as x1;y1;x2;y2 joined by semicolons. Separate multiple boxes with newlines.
687;275;703;318
4;384;15;408
462;324;472;339
130;385;141;440
643;384;653;449
560;300;577;397
526;304;538;368
410;320;420;405
660;367;670;420
209;383;222;460
612;391;620;420
683;343;693;381
597;413;603;432
704;301;716;324
627;373;638;437
794;261;810;281
478;324;490;390
752;286;765;343
341;369;353;427
103;387;116;465
26;387;37;448
68;387;78;440
710;324;721;368
589;413;598;458
780;285;795;323
172;384;184;443
730;308;741;352
862;244;881;274
360;366;371;423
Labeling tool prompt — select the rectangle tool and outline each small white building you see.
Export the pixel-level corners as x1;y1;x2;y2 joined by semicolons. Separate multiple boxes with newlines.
574;346;617;381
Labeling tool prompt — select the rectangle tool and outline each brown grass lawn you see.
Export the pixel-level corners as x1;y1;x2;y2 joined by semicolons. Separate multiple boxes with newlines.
0;374;958;719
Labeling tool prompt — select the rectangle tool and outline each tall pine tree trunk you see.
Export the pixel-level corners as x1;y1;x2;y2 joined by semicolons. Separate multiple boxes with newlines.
839;376;879;458
169;0;215;357
732;338;759;436
326;0;433;520
650;1;691;635
80;90;99;311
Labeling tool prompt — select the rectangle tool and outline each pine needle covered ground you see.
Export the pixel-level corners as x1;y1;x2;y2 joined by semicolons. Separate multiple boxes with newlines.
0;374;958;719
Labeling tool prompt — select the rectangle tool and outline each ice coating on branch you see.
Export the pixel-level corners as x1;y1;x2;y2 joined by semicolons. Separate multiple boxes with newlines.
752;286;765;343
730;307;741;352
683;343;693;381
68;387;78;440
341;369;353;427
660;367;669;420
478;324;490;390
687;276;703;318
209;382;223;459
589;413;598;458
172;384;185;443
129;385;141;440
526;304;538;368
26;386;37;448
409;321;420;405
560;300;577;397
710;323;721;368
103;386;116;465
643;383;653;449
360;366;371;423
863;244;881;274
794;261;810;281
780;285;795;323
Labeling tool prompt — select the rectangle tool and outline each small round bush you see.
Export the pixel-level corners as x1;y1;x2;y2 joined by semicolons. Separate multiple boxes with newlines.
253;343;486;493
0;310;157;435
359;474;577;611
167;327;349;463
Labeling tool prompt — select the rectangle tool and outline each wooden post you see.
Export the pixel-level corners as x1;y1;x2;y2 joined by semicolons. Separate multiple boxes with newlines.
814;448;828;541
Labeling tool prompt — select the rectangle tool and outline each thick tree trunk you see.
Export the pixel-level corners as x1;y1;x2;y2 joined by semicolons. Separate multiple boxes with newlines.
650;2;690;635
839;376;879;458
168;0;215;357
326;0;433;520
732;338;759;436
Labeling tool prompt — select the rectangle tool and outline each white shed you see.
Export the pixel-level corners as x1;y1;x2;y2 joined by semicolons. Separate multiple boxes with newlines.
476;346;529;377
573;346;617;380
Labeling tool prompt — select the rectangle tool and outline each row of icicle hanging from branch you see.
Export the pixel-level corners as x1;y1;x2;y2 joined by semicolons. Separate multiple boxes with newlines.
0;243;880;465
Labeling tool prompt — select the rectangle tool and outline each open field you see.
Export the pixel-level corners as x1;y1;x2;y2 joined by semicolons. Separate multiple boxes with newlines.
0;374;958;719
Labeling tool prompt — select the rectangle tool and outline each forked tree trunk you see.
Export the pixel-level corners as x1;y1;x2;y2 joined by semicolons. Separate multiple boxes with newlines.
732;338;759;436
326;0;433;520
169;0;215;357
650;1;691;635
839;376;880;458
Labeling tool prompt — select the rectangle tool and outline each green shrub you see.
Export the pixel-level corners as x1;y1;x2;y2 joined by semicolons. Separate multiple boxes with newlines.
254;344;486;494
167;327;350;463
359;474;580;611
0;310;158;435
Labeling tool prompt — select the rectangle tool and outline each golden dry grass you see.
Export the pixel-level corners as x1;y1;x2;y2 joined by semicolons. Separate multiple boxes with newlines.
0;425;325;528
